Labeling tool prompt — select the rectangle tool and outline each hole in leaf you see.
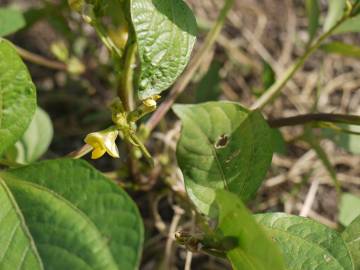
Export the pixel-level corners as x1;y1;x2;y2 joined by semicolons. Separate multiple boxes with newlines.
215;134;229;149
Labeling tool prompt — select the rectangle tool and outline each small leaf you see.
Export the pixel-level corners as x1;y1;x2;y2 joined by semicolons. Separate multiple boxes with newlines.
214;190;286;270
339;193;360;226
0;178;43;270
174;101;273;214
5;107;53;164
321;41;360;58
335;14;360;34
130;0;197;100
306;0;320;42
0;8;26;37
262;60;276;90
323;124;360;154
342;215;360;268
324;0;346;32
256;213;354;270
1;159;144;270
0;39;37;156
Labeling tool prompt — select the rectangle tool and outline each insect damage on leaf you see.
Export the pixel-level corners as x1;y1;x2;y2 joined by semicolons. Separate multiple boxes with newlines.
215;134;229;149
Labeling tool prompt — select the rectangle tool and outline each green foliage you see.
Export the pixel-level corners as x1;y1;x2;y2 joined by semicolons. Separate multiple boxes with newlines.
342;215;360;268
321;41;360;58
174;101;273;214
195;61;222;103
0;178;43;270
335;14;360;33
214;190;285;270
339;193;360;226
306;0;320;42
0;39;36;157
324;0;346;31
0;8;26;37
323;125;360;154
5;107;53;164
0;159;144;269
256;213;354;270
130;0;197;100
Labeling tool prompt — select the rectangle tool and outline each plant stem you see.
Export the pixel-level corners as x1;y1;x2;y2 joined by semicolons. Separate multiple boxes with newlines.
250;12;354;111
119;43;137;112
15;45;68;71
268;113;360;128
145;0;235;132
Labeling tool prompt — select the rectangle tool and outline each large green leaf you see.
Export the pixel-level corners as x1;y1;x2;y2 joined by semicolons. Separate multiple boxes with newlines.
5;107;53;164
0;178;43;270
0;8;26;37
1;159;144;270
130;0;197;100
214;190;285;270
324;0;346;31
0;39;37;156
342;215;360;268
256;213;354;270
339;193;360;227
5;178;119;270
174;102;273;214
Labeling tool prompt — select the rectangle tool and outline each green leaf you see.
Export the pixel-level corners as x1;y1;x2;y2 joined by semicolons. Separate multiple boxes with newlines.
335;14;360;34
130;0;197;100
342;215;360;268
174;101;273;214
256;213;354;270
0;178;43;270
324;0;346;32
0;39;37;156
0;8;26;37
5;107;53;164
306;0;320;42
5;178;119;270
1;159;144;270
323;124;360;154
339;193;360;226
195;61;222;103
214;190;286;270
321;41;360;58
271;129;287;154
262;60;276;90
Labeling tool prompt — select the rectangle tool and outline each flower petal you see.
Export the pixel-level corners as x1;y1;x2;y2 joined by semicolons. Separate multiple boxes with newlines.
91;147;106;159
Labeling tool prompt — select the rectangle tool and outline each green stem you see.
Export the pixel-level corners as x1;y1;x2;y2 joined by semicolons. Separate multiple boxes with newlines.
119;43;137;112
251;11;354;111
146;0;235;132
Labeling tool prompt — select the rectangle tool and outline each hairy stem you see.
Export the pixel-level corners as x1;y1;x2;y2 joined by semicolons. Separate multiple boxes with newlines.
268;113;360;128
251;10;355;110
146;0;235;132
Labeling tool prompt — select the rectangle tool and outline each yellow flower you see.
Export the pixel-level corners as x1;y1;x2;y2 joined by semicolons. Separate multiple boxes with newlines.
84;128;120;159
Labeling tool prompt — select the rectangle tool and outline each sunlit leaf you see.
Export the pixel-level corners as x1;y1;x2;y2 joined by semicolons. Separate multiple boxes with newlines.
174;102;273;214
215;190;286;270
0;39;36;156
130;0;197;99
257;213;354;270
